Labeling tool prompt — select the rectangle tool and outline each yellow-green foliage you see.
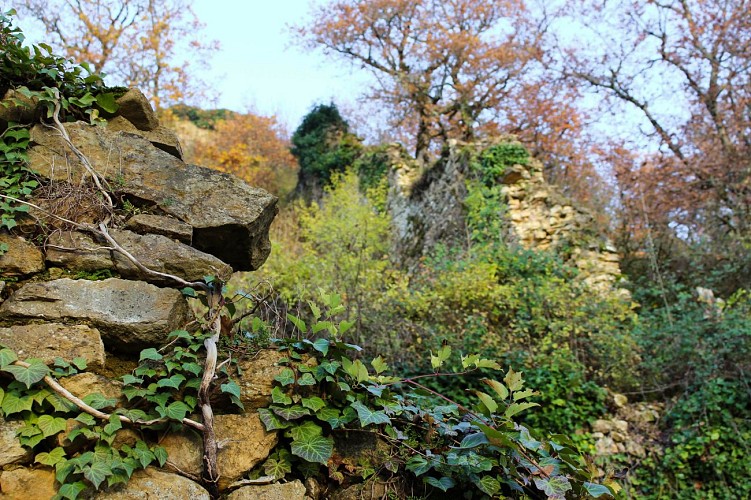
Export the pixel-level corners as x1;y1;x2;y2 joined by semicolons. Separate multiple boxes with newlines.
255;170;404;346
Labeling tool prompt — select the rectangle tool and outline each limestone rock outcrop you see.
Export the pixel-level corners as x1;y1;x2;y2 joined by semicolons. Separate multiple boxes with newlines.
387;139;626;292
27;121;277;271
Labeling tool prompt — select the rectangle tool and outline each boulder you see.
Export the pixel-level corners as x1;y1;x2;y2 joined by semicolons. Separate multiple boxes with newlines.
0;467;57;499
109;229;232;284
0;417;32;466
113;88;159;131
89;467;210;499
0;233;45;277
107;115;183;159
0;323;105;370
160;412;278;491
28;122;278;271
0;278;192;353
227;480;308;500
125;214;193;244
236;350;288;409
0;89;39;131
59;373;123;404
46;231;114;272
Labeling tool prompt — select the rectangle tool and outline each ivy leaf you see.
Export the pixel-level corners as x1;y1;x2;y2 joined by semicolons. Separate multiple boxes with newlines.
75;413;97;426
153;445;168;467
583;482;614;498
3;359;49;388
458;432;489;449
504;368;524;392
271;386;292;405
139;348;163;362
71;358;88;371
311;338;330;355
316;408;344;429
302;397;326;412
274;368;296;386
133;441;156;468
83;461;112;489
534;476;572;498
221;380;241;399
103;414;123;435
156;374;186;389
1;391;33;415
290;430;334;464
258;408;292;431
319;360;340;375
121;374;143;385
351;401;391;426
35;447;66;466
264;456;292;479
405;455;432;476
339;319;355;334
162;401;190;421
298;373;316;386
181;362;202;376
83;393;117;410
57;481;87;500
425;476;455;492
95;92;118;113
37;415;67;437
272;405;311;420
478;476;501;496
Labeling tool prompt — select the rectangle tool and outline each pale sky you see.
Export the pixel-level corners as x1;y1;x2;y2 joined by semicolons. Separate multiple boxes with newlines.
4;0;369;131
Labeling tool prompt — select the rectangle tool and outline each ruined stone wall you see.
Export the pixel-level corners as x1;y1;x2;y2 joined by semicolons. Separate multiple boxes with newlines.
0;89;314;499
387;139;626;293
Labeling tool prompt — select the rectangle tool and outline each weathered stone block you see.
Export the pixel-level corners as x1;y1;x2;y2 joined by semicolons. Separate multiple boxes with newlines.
28;122;277;271
46;231;113;272
0;466;56;499
0;278;191;353
0;417;32;466
109;229;232;284
125;214;193;243
160;412;278;491
0;233;44;277
0;323;105;369
227;480;308;500
113;88;159;131
89;467;210;499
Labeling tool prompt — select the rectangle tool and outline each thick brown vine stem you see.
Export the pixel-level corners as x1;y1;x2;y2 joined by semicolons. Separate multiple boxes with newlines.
198;284;223;498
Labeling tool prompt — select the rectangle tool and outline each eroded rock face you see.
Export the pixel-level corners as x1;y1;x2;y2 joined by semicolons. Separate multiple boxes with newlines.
227;480;309;500
0;466;57;499
0;323;105;370
160;413;278;491
109;229;233;283
0;233;45;277
0;416;32;466
113;88;159;132
124;214;193;244
236;349;288;410
28;122;278;271
46;231;113;272
89;467;210;499
0;278;191;353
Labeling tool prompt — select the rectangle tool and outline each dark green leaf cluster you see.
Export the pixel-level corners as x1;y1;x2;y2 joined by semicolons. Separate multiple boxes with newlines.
0;348;166;499
291;103;363;187
1;10;120;231
257;300;613;498
470;142;530;187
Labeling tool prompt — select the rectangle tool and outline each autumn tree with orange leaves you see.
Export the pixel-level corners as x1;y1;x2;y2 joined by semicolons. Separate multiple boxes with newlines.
559;0;751;290
17;0;217;109
188;112;299;197
297;0;552;164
